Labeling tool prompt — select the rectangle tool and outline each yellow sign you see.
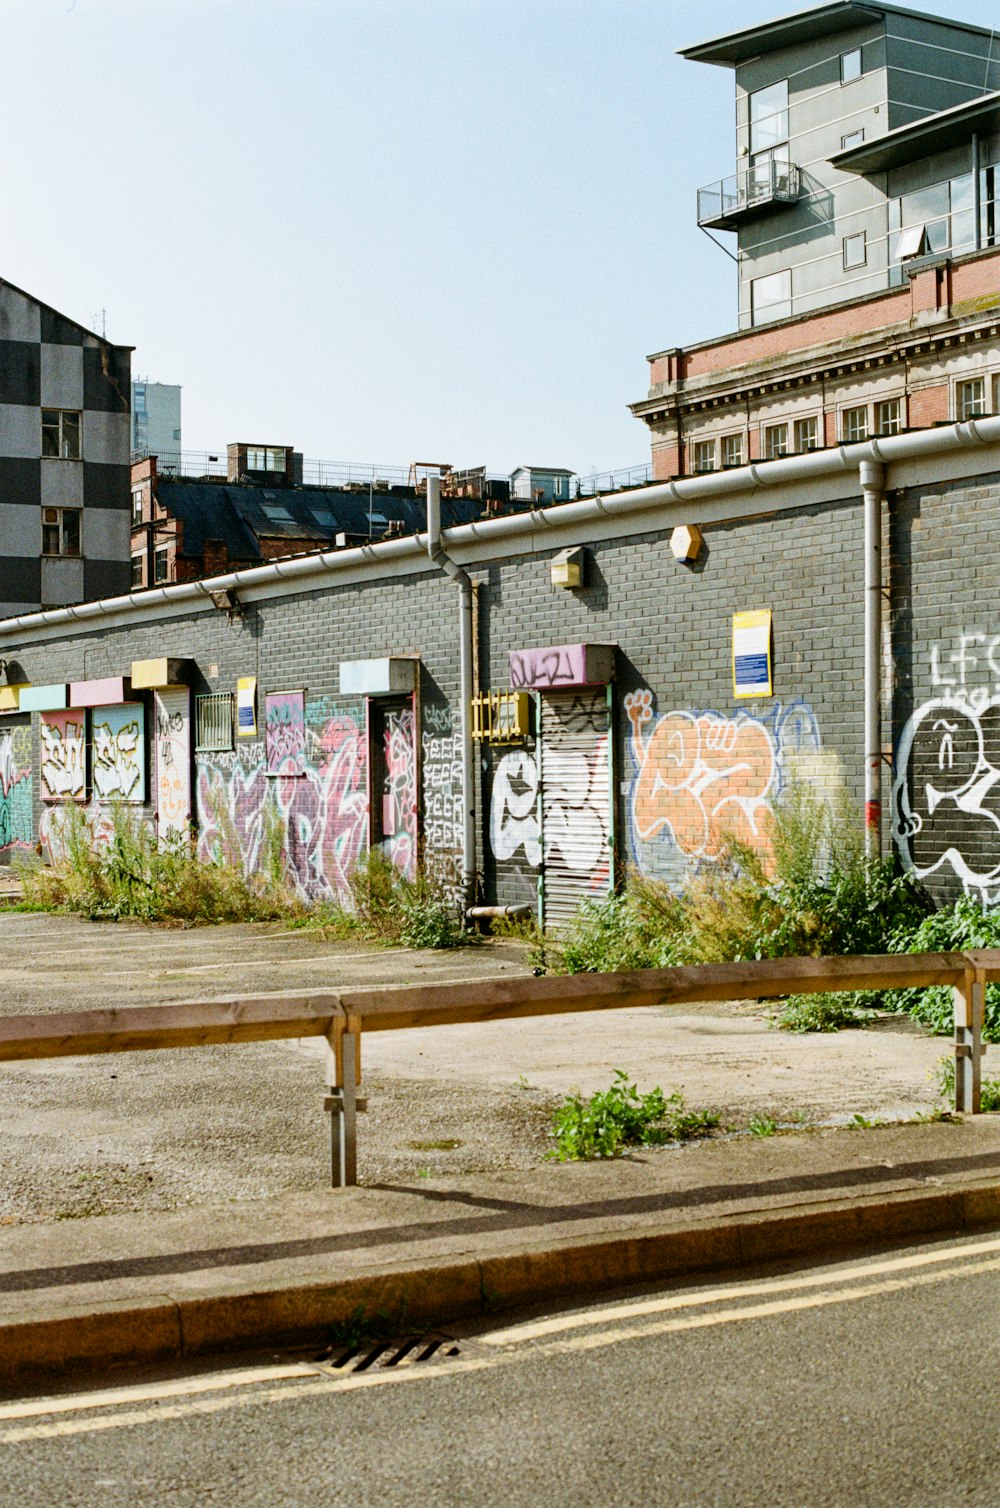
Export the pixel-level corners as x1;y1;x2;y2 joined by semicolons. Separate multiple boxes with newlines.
237;677;257;737
732;610;772;699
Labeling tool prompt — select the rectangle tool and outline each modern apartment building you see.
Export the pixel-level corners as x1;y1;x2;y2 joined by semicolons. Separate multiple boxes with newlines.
131;380;181;469
0;277;132;617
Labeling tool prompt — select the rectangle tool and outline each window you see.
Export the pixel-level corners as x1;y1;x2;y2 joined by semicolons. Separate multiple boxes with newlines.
247;447;286;471
195;693;235;753
260;501;295;523
693;440;716;473
764;423;788;459
553;477;565;497
843;231;867;270
957;377;988;420
41;507;81;556
841;48;862;83
131;555;143;588
41;409;81;460
875;399;901;436
749;80;788;154
131;488;143;525
751;268;792;323
794;416;819;452
842;406;868;442
154;547;169;583
841;129;865;150
721;433;744;468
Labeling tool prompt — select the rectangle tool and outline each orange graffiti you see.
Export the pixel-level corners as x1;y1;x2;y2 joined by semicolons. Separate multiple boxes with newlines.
625;689;776;862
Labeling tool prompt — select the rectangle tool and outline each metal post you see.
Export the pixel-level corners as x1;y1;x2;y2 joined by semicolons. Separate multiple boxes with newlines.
953;973;983;1115
861;459;885;856
324;1016;360;1187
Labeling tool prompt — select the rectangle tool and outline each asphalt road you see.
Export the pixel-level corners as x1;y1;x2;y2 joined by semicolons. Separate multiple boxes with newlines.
4;1231;1000;1507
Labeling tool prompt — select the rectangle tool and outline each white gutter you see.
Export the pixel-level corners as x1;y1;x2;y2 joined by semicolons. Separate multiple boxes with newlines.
3;415;999;642
424;476;476;909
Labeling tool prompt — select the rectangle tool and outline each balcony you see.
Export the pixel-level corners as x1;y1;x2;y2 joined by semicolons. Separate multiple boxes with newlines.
697;159;800;232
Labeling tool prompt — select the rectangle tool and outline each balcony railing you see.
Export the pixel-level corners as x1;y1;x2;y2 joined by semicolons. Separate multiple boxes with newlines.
697;159;800;232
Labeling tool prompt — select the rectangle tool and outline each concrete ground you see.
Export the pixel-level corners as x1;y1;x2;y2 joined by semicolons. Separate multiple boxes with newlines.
0;912;948;1225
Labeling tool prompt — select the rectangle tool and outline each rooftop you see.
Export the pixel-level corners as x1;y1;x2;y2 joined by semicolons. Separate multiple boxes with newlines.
679;1;995;67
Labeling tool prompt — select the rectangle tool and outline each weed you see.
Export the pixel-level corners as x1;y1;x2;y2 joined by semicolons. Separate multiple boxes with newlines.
747;1113;778;1138
935;1055;1000;1111
776;993;864;1033
849;1113;887;1129
548;1070;719;1161
323;1303;408;1350
293;850;467;950
416;1167;431;1179
408;1139;463;1152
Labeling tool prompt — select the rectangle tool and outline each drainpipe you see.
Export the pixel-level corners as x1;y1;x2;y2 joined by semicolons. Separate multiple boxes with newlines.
973;133;982;251
425;476;475;910
861;458;885;856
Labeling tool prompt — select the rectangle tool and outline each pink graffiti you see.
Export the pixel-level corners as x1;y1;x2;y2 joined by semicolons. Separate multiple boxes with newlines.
625;689;777;863
382;708;417;880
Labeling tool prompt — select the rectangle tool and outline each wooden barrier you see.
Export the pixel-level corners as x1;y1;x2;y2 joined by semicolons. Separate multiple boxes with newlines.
1;949;997;1185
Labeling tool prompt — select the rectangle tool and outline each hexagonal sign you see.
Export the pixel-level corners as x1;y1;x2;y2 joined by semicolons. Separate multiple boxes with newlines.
670;523;703;562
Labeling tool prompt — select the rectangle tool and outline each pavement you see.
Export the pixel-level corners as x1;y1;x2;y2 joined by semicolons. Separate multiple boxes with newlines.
4;1113;1000;1392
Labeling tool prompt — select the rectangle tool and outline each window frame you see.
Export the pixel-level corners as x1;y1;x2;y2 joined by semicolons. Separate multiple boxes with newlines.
130;554;144;588
841;405;869;443
956;376;988;421
841;48;862;84
41;409;82;461
875;398;902;436
793;416;820;453
841;129;865;150
720;432;745;469
195;693;236;754
843;231;867;270
751;268;792;324
692;439;717;474
748;79;789;156
153;547;169;583
764;422;789;460
41;506;82;558
131;488;144;526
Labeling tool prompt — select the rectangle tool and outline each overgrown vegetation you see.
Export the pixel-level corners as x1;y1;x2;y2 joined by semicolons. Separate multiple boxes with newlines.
775;993;866;1033
548;1070;720;1160
292;849;466;949
20;802;297;924
935;1054;1000;1111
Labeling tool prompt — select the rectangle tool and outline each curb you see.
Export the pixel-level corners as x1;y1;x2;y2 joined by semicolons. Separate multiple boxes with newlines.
4;1177;1000;1389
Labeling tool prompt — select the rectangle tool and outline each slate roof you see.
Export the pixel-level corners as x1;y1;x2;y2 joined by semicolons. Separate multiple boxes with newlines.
156;480;491;562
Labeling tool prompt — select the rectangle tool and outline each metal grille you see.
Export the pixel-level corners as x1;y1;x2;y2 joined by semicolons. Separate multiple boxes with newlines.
314;1335;462;1375
195;692;234;752
471;690;530;744
539;687;611;930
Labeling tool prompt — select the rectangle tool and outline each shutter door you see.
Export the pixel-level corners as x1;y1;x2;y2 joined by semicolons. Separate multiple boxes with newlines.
539;687;612;929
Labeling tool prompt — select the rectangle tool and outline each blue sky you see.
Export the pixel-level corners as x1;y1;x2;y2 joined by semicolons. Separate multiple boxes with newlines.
1;0;992;473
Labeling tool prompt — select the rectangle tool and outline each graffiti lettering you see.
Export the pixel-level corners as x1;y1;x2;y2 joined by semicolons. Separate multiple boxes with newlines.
491;750;541;866
40;712;86;802
155;689;191;840
510;644;586;689
382;707;417;879
92;705;145;802
265;690;306;776
0;725;31;855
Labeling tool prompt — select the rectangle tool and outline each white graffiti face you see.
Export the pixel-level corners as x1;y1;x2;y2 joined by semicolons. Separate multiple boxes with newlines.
893;696;1000;897
541;741;609;876
491;750;541;867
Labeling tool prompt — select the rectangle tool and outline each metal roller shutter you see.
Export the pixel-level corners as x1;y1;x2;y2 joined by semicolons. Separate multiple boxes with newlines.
539;687;612;929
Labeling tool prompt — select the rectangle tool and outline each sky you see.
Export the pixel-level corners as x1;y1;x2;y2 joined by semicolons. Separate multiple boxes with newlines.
1;0;994;475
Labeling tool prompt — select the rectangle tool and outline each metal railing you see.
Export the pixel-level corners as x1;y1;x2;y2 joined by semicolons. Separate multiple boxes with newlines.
1;949;994;1187
576;463;653;495
697;159;800;228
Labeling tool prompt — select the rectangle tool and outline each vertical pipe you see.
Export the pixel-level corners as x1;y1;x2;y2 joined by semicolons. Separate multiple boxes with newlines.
861;459;885;855
973;133;982;251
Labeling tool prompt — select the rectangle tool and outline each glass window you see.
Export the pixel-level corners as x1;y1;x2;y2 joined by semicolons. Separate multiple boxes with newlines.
957;377;987;420
692;440;716;474
843;231;867;270
841;129;865;150
841;49;862;83
195;693;235;753
41;409;81;460
749;80;788;154
41;506;81;556
765;423;788;459
721;433;744;468
875;399;901;436
751;269;792;323
131;555;143;588
794;416;819;452
131;489;143;525
154;548;169;583
842;406;868;442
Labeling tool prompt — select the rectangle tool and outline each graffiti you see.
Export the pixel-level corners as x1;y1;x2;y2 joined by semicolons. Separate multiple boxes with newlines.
491;750;541;867
540;690;610;893
381;706;417;879
265;690;306;776
0;724;32;856
196;705;368;901
510;644;587;689
39;803;117;864
422;704;454;737
92;704;145;803
893;697;1000;899
155;689;191;841
422;704;463;904
625;689;822;887
40;711;86;802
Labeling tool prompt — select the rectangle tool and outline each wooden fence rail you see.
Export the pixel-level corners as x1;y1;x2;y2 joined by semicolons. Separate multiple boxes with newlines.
1;949;997;1185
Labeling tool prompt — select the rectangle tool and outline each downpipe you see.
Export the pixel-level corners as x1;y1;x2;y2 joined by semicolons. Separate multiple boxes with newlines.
861;458;885;856
425;476;476;910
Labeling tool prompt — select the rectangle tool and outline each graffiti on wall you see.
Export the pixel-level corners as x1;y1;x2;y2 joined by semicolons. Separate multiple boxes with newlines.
196;702;368;900
155;689;191;841
624;688;823;887
0;724;32;856
92;704;145;803
39;803;117;864
381;706;417;880
40;711;86;802
893;634;1000;899
421;703;463;905
491;750;542;868
265;690;307;777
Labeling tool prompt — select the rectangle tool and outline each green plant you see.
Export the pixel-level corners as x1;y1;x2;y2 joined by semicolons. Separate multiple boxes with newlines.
747;1112;778;1137
292;849;467;950
935;1054;1000;1111
776;993;865;1033
880;898;1000;1041
556;892;681;975
548;1070;719;1161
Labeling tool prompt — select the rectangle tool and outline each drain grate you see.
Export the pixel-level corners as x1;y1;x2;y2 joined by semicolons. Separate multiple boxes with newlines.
313;1334;463;1376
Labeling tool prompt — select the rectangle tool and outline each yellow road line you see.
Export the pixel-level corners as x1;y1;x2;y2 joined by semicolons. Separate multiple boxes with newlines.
480;1232;1000;1346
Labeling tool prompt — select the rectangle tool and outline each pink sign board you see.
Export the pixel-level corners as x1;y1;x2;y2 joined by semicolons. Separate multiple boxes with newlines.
509;643;615;690
70;677;129;708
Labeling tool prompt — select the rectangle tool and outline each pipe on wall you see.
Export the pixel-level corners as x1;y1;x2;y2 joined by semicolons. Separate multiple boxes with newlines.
425;475;476;909
860;458;885;855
